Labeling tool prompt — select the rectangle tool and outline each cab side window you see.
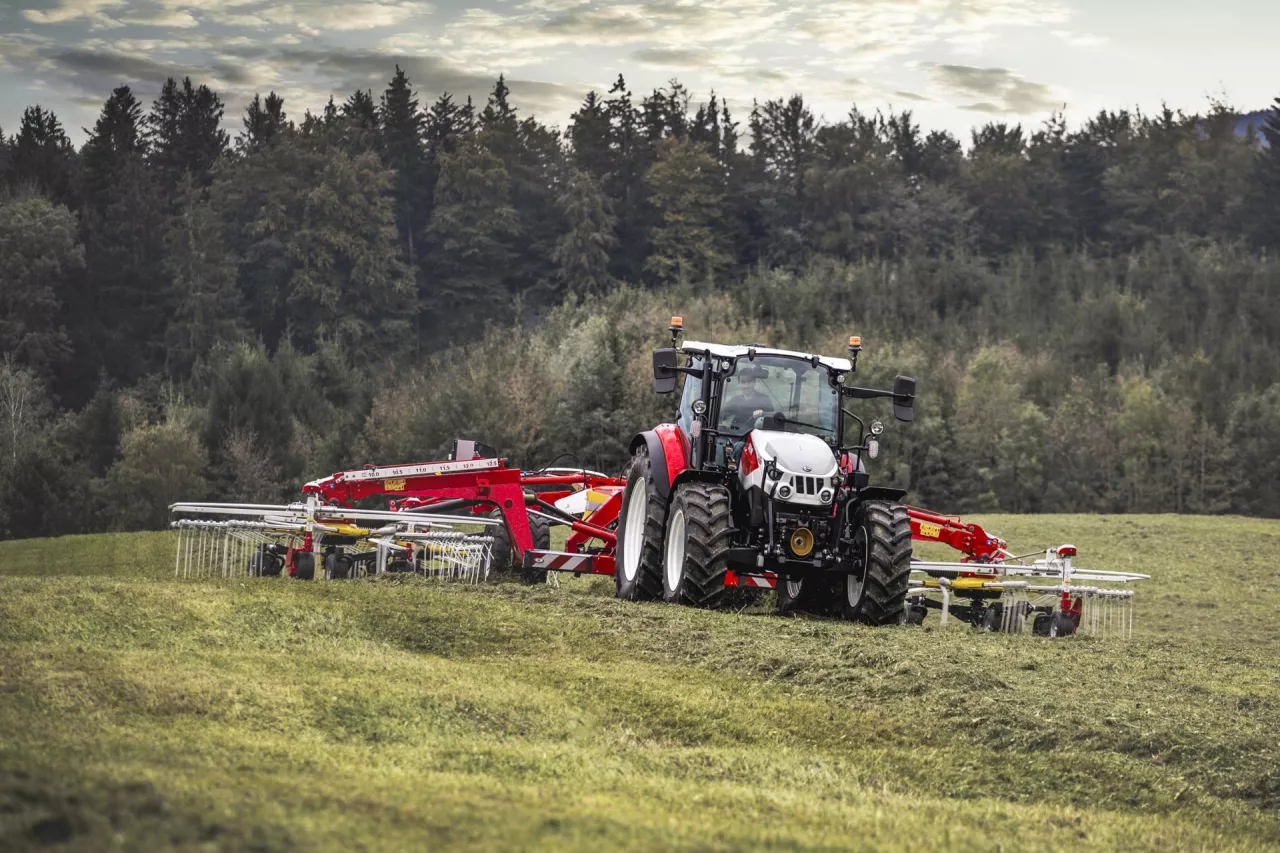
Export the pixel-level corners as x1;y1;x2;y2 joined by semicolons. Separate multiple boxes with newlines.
676;357;703;441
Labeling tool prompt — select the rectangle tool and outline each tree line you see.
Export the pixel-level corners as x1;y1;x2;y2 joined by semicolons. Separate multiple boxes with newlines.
2;69;1280;537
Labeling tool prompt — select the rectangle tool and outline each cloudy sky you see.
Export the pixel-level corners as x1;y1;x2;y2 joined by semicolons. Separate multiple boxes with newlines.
0;0;1274;144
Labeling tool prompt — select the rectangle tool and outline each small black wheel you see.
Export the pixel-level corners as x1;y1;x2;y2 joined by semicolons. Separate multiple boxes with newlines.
292;551;315;581
482;508;514;574
386;557;413;574
520;513;553;585
1032;612;1052;636
903;602;927;626
776;575;823;614
981;602;1004;632
1049;611;1076;638
324;550;354;580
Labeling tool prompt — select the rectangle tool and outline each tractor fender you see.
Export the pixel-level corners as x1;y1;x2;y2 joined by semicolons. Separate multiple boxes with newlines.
856;486;908;503
670;468;730;494
629;426;688;500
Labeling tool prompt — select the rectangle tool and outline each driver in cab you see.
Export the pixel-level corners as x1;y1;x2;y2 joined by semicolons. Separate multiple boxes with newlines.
722;365;773;431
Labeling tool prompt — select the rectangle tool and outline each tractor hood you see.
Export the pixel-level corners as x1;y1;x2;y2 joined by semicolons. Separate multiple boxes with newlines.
742;430;840;507
754;430;840;477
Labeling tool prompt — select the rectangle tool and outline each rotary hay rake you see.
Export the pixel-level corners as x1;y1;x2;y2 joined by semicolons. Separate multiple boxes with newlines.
904;507;1149;638
170;500;498;584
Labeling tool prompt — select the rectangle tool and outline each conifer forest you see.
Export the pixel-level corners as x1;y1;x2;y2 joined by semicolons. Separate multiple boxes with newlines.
3;71;1280;538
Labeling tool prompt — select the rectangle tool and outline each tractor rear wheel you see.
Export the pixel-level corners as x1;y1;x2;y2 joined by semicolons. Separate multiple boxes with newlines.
615;448;666;601
662;482;731;609
834;501;911;625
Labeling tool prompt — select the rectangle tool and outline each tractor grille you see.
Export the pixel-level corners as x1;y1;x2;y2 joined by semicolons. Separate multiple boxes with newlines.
793;476;820;496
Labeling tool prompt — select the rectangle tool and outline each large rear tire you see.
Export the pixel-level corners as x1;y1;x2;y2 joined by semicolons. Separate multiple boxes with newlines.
834;501;911;625
616;449;667;601
662;482;731;609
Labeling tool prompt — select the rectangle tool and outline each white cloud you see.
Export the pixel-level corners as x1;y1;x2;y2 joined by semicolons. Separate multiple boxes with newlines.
926;63;1064;114
23;0;124;26
122;9;199;27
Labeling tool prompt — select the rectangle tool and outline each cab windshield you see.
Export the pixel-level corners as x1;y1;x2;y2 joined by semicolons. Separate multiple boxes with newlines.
717;356;840;444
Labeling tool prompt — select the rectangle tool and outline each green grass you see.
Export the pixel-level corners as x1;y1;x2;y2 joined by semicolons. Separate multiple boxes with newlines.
2;515;1279;851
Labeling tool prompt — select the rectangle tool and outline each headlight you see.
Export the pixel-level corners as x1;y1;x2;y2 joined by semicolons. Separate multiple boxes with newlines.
692;400;707;415
768;466;782;480
819;489;834;503
776;483;793;499
870;420;884;435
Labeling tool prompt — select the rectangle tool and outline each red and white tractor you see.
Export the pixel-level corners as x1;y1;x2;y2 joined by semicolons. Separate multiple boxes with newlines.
613;318;918;624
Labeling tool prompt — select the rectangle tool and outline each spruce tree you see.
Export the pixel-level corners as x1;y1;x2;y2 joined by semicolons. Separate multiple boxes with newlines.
553;170;617;295
424;142;518;335
164;175;244;374
379;67;427;264
567;91;612;179
147;77;229;188
11;106;76;205
1245;96;1280;250
78;87;169;389
644;137;729;284
240;92;290;150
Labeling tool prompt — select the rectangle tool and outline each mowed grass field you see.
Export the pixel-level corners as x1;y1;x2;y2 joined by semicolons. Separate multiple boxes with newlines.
2;515;1279;851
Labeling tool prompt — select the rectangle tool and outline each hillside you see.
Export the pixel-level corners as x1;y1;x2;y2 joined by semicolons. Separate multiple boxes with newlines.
2;514;1279;851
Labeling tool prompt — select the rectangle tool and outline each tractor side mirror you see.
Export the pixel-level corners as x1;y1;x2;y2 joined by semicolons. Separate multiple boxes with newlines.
653;348;678;394
893;375;916;422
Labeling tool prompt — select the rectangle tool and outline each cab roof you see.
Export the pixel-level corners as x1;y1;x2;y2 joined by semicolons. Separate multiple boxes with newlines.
681;341;853;373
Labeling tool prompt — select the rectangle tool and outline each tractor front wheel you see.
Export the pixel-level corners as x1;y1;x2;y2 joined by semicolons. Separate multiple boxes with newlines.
662;482;731;609
834;501;911;625
615;448;666;601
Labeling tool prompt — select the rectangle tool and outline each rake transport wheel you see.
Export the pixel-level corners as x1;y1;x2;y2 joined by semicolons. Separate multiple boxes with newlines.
834;501;911;625
662;482;731;609
519;514;552;585
776;574;824;615
615;448;666;601
483;508;514;574
292;551;316;581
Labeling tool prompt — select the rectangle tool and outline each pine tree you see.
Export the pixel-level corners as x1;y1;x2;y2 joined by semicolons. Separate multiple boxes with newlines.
78;87;169;389
0;195;81;377
1244;96;1280;250
341;89;380;149
644;137;729;284
603;75;652;281
424;142;518;335
147;77;229;188
240;92;290;150
11;106;76;205
82;86;147;201
480;75;519;169
567;91;612;179
379;67;427;265
164;175;244;374
553;170;617;295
